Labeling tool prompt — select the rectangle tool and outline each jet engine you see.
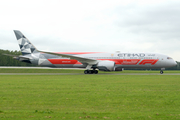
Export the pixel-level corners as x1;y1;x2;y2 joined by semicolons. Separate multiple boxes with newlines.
97;61;115;71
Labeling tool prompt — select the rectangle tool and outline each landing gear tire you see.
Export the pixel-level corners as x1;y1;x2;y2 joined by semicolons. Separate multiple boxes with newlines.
89;70;92;74
91;70;95;74
160;70;163;74
84;70;98;74
94;70;98;74
84;70;89;74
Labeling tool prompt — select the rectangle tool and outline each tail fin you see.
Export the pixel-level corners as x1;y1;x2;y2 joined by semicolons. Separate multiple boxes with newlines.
14;30;38;55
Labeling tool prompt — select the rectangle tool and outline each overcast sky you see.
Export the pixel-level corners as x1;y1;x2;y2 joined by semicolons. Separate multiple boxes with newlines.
1;0;180;60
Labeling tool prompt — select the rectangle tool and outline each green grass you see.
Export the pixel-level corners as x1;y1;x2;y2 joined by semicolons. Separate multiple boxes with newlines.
0;68;179;73
0;75;180;119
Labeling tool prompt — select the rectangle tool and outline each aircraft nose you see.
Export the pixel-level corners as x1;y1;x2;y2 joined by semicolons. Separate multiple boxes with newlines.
172;60;177;67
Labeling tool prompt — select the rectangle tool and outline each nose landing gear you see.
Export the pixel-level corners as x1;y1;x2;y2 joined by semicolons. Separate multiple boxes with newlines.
160;68;165;74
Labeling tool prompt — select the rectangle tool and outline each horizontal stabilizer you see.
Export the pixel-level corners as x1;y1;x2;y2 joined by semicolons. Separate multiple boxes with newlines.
2;53;19;57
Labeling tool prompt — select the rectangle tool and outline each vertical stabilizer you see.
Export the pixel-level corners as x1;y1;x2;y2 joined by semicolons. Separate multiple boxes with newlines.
14;30;38;55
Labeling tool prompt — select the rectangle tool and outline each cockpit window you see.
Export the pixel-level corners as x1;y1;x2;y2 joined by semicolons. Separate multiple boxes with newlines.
167;57;172;59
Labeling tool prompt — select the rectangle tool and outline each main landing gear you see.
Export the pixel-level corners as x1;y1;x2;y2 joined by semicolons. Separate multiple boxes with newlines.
84;70;98;74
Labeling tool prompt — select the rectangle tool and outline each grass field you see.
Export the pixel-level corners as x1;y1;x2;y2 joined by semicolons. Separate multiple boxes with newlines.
0;69;180;119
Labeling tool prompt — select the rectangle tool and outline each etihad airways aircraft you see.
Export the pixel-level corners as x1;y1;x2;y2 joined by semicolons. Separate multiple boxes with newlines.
6;30;177;74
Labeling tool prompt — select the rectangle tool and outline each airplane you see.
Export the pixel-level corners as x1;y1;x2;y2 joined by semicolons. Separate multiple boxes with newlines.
6;30;177;74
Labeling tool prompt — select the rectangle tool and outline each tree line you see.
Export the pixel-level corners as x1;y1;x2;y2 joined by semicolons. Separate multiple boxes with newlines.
0;49;179;70
0;49;36;66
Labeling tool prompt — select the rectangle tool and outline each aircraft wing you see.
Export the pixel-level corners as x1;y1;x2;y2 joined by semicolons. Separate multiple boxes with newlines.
38;50;99;65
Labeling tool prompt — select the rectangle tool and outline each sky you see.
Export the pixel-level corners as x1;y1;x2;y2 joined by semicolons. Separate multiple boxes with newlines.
0;0;180;60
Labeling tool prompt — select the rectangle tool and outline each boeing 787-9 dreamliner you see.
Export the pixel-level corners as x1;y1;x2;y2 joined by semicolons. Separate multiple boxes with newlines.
5;30;177;74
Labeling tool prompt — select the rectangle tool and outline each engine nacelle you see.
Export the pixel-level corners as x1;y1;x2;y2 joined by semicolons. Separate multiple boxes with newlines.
97;61;115;71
